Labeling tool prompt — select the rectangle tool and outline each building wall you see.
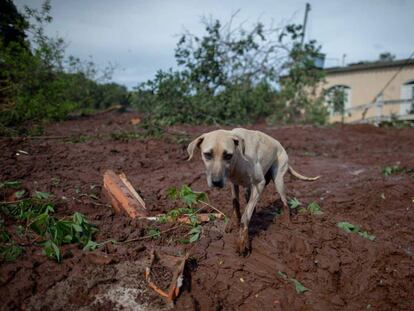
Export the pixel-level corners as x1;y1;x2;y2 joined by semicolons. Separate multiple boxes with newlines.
322;65;414;123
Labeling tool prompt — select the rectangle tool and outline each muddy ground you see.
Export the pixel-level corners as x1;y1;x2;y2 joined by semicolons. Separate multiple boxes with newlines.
1;111;414;310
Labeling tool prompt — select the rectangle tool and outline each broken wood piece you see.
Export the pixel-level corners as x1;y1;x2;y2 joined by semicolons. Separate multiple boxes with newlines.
102;170;148;218
140;213;223;224
118;173;146;210
145;250;188;302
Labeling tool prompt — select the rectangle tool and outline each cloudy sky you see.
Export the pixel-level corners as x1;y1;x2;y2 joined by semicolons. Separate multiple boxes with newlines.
15;0;414;89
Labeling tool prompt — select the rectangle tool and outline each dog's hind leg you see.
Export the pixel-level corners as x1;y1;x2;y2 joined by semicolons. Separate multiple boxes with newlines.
226;184;241;233
274;160;289;223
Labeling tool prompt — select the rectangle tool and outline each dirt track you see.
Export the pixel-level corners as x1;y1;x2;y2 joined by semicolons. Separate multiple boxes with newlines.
1;112;414;310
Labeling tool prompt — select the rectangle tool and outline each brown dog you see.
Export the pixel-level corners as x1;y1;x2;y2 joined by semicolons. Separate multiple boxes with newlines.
187;128;319;255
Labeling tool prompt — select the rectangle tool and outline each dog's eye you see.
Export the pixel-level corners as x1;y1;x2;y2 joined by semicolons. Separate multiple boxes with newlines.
203;152;213;160
223;153;233;161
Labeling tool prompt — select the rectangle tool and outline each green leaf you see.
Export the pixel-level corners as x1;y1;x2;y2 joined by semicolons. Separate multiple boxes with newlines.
182;192;197;207
189;226;201;243
34;191;51;200
337;222;375;241
72;212;84;225
42;240;61;262
83;240;99;251
15;190;26;199
307;202;323;215
0;181;21;189
288;198;301;209
291;278;310;294
337;221;359;233
358;231;376;241
0;244;23;262
146;228;161;239
208;214;216;221
72;224;83;233
1;230;10;242
277;271;288;280
382;165;402;176
157;214;168;223
166;187;178;200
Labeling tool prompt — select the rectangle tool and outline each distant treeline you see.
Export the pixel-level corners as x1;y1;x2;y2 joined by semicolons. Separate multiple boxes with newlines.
1;0;332;135
0;0;129;135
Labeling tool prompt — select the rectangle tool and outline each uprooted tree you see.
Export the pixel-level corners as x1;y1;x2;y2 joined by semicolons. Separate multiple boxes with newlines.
132;14;328;125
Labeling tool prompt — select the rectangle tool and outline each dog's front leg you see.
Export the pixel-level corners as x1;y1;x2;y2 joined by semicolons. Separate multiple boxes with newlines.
226;184;241;233
237;180;265;255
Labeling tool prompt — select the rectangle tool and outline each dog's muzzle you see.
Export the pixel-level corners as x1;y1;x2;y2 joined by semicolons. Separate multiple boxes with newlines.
211;179;224;188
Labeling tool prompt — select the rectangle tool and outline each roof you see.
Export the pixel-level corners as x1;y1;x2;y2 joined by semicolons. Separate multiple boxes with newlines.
325;58;414;74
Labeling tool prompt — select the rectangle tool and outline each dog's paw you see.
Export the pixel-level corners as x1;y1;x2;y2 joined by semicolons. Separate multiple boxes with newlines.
236;227;251;256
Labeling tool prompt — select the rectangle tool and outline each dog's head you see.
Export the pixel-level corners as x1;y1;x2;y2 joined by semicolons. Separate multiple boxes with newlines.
187;130;245;188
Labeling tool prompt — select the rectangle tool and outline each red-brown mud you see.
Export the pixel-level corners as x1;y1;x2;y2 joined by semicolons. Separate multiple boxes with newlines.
1;112;413;310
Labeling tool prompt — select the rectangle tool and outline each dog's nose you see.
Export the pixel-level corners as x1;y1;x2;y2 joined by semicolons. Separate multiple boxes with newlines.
212;179;224;188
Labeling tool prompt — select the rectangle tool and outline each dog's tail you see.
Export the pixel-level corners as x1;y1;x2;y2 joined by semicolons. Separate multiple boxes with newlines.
288;165;320;181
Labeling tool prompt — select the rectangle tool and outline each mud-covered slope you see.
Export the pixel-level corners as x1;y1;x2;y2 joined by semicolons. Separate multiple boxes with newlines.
1;112;413;310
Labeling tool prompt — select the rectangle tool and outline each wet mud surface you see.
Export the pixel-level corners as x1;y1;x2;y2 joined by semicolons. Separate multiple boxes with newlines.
1;112;414;310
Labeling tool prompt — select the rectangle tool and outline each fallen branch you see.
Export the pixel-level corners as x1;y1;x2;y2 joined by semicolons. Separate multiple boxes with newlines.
121;225;182;244
141;213;224;225
200;200;227;218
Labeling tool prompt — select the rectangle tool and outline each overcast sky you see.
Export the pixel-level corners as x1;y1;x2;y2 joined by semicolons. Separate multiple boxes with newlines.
15;0;414;89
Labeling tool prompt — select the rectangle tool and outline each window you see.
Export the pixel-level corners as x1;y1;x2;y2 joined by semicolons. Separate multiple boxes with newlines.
400;81;414;115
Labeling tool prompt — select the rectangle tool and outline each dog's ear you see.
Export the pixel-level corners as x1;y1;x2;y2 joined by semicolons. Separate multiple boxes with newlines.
187;134;204;161
232;135;245;156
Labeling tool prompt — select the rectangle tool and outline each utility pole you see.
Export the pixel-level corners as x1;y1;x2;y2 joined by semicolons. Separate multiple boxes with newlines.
300;3;311;47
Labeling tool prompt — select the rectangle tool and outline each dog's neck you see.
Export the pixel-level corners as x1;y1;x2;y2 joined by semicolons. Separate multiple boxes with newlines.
228;149;253;186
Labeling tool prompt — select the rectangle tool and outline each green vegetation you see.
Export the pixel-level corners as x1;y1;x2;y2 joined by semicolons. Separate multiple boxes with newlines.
158;185;223;244
146;228;161;239
0;183;99;262
288;197;302;209
292;200;323;215
303;202;323;215
291;278;310;294
382;165;403;176
325;86;347;122
0;0;129;135
165;185;209;243
132;17;329;126
2;1;334;134
277;271;310;294
337;221;375;241
167;185;208;208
